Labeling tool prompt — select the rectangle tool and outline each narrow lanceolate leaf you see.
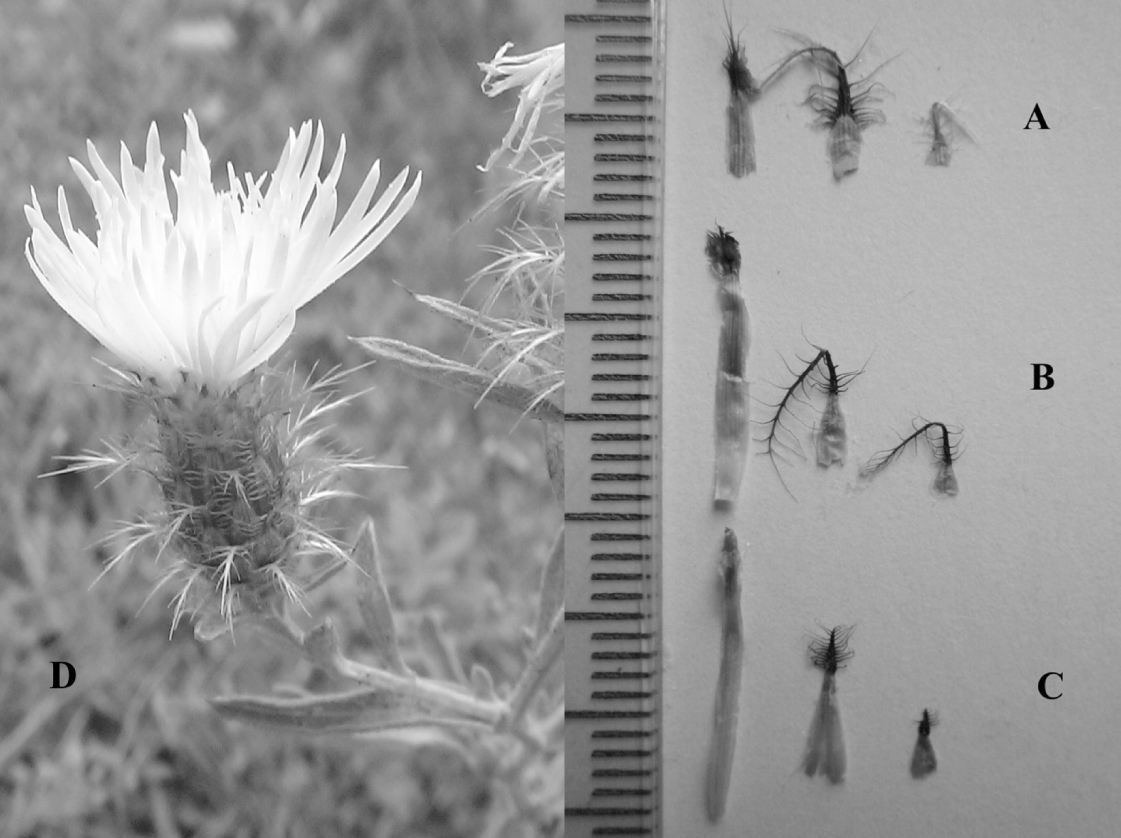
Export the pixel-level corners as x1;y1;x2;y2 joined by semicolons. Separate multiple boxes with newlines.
535;528;564;644
353;337;563;423
210;686;493;735
353;520;409;676
410;291;511;336
410;291;563;377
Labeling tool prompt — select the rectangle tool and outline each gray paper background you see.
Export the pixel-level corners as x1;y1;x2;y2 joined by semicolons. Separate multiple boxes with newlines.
658;0;1121;834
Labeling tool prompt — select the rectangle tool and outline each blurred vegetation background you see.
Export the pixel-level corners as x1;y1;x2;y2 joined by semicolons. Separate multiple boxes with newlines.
0;1;560;835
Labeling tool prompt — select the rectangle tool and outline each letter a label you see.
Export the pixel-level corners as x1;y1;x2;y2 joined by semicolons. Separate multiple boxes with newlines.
1024;104;1050;130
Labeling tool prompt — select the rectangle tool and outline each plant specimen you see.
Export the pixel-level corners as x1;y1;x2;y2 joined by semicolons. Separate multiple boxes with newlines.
801;625;854;784
718;7;823;177
861;420;961;496
26;112;420;630
815;355;850;468
27;37;566;834
925;100;976;167
706;528;745;822
720;7;759;177
910;708;939;778
756;343;861;492
705;226;749;507
780;30;893;180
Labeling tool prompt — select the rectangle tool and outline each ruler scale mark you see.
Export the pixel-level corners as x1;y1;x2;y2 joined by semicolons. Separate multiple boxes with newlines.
594;193;652;201
568;313;652;321
565;513;650;521
594;132;654;140
596;54;654;62
567;212;653;221
565;413;651;422
596;35;653;44
593;769;654;778
567;113;653;122
566;15;652;24
595;154;655;162
596;94;655;103
567;808;653;817
591;593;646;601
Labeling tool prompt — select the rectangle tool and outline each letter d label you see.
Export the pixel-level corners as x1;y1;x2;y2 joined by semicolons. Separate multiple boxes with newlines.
52;661;76;689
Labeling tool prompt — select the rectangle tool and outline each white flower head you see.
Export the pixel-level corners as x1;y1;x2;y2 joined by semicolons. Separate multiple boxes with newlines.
26;112;421;387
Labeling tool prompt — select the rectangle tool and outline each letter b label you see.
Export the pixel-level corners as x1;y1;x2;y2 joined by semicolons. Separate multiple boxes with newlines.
1032;364;1054;390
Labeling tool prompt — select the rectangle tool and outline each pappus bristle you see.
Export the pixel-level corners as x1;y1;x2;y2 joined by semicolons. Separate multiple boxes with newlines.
809;624;855;675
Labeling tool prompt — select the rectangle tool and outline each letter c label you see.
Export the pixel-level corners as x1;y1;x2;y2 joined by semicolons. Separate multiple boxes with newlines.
1038;671;1063;699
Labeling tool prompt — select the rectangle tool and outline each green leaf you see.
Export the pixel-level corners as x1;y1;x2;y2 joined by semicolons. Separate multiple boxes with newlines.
211;686;492;735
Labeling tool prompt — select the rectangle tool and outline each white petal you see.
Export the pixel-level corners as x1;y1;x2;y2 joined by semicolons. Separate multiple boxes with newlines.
227;311;296;382
210;292;273;379
297;169;421;307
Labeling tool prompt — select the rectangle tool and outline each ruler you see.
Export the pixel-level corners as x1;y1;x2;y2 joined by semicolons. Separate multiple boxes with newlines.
564;2;666;836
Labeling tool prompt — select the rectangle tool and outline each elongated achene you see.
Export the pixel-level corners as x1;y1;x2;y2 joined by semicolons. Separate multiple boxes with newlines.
801;626;854;784
705;227;749;507
706;528;744;821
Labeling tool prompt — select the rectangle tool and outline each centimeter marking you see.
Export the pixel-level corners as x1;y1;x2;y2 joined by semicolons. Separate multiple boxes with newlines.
565;2;664;836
